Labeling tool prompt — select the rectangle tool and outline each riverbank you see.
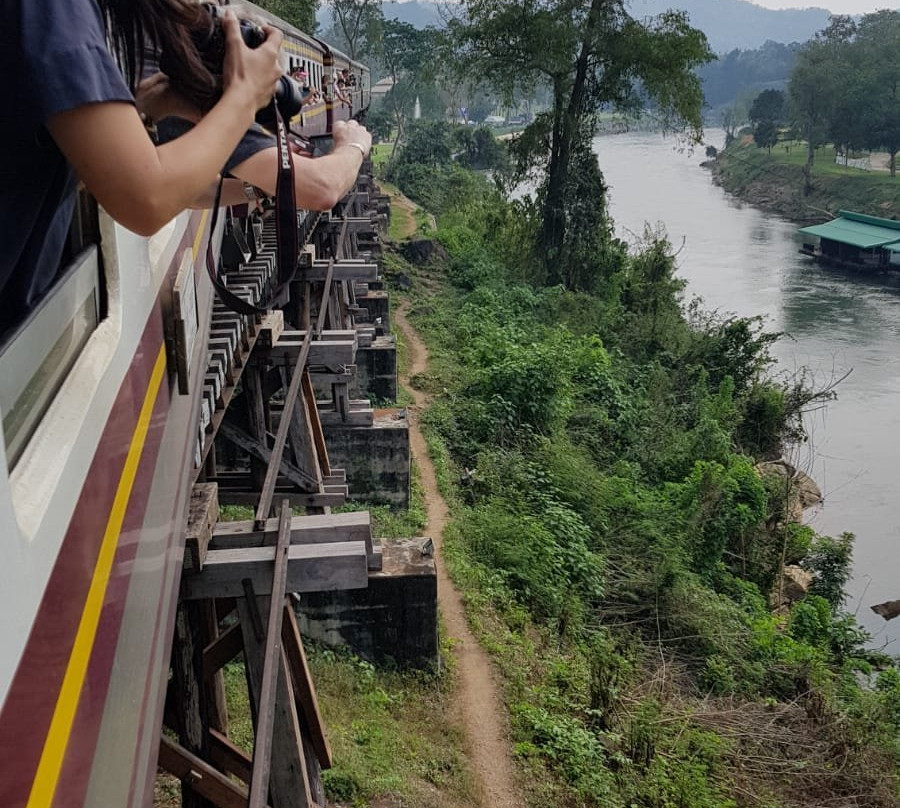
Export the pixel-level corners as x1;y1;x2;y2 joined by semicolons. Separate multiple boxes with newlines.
706;139;900;224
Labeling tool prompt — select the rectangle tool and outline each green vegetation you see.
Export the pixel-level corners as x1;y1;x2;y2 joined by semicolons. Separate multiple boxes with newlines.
712;138;900;222
790;12;900;189
391;128;900;807
451;0;711;286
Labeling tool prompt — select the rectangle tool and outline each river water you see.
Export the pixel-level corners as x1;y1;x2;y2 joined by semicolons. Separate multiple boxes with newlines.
588;130;898;649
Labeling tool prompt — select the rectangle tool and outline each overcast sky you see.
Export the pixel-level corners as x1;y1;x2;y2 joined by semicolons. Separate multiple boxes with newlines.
750;0;897;13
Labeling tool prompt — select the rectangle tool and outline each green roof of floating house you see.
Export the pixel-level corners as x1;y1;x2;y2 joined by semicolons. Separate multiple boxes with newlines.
799;210;900;250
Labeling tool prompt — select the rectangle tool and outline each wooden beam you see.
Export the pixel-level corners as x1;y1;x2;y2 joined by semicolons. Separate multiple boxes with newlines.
314;259;335;335
256;338;313;525
181;542;369;600
282;604;332;768
212;511;372;549
265;339;354;368
158;735;263;808
208;728;253;784
201;600;229;733
184;483;219;572
238;597;314;808
218;421;319;492
303;370;331;478
247;503;292;808
202;621;244;680
216;490;347;510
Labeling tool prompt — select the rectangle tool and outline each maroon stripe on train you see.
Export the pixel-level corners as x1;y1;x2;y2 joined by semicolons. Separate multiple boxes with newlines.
52;384;171;808
0;214;205;808
0;337;161;808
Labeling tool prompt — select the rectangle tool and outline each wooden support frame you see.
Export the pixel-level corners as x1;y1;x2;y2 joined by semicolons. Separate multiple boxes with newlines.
159;735;269;808
180;541;369;600
247;502;293;808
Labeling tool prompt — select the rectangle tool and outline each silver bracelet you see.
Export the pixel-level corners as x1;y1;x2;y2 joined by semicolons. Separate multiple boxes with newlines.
345;142;367;159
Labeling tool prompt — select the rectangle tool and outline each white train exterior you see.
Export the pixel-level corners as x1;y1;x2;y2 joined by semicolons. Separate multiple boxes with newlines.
0;4;369;805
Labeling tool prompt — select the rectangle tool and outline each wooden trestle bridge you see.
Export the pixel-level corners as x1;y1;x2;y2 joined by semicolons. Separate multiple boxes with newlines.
159;164;394;807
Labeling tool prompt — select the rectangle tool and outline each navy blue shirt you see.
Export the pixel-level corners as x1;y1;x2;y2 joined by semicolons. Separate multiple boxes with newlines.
1;0;133;334
157;118;277;175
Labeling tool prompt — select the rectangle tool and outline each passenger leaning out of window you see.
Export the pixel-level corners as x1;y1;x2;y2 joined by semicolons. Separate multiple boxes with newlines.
3;0;371;335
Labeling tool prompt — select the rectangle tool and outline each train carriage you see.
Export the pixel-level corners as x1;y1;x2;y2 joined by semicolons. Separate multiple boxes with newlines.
0;2;370;805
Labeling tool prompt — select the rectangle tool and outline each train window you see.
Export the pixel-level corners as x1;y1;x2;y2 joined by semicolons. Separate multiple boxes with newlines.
0;191;104;470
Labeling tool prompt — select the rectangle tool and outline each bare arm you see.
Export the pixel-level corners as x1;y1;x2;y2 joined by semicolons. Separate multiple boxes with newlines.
189;177;262;210
46;14;283;236
229;119;372;211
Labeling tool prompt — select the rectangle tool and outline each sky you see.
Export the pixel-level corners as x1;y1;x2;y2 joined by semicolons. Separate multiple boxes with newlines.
750;0;898;13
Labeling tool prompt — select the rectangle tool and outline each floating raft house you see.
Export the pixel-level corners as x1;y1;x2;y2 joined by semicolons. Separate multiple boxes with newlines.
799;210;900;269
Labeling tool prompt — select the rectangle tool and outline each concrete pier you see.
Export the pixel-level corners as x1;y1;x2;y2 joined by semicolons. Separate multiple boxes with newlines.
323;409;410;506
352;335;398;402
295;538;438;669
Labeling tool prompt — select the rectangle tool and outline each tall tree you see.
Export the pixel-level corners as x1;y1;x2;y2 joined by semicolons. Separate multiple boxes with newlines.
789;16;853;194
253;0;318;34
451;0;711;289
376;20;439;163
748;89;785;125
854;11;900;176
326;0;383;60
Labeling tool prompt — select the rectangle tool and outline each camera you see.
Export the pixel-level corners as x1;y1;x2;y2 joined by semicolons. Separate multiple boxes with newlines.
160;3;303;128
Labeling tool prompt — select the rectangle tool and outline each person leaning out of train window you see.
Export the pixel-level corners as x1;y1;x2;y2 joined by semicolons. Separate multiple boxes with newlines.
3;0;282;330
156;60;372;210
335;78;351;107
293;70;319;107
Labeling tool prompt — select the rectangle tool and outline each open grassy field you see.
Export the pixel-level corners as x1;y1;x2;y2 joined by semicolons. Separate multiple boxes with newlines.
714;139;900;222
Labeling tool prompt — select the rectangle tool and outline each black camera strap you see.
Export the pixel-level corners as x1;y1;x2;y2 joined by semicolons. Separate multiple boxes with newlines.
205;101;299;316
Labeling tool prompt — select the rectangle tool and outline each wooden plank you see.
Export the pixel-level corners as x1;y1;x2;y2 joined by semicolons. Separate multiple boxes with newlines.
265;340;355;367
202;621;243;680
295;261;380;282
255;335;313;526
218;421;319;491
201;600;229;733
314;259;335;336
237;598;314;808
158;735;262;808
181;542;368;600
303;370;331;478
208;728;253;784
280;365;322;491
282;604;332;768
169;601;212;808
258;310;285;345
184;483;219;572
211;511;371;549
216;490;347;510
247;502;293;808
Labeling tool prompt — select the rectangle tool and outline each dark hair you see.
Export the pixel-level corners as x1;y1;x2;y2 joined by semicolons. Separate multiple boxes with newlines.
97;0;216;104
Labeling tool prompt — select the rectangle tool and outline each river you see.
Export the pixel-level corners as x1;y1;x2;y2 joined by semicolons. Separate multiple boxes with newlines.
591;129;898;649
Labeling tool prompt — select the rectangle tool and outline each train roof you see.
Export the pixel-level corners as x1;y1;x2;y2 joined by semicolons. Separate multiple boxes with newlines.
240;1;369;73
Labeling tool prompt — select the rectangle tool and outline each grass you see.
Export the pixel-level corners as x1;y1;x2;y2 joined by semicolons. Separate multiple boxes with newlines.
309;643;476;808
717;139;900;221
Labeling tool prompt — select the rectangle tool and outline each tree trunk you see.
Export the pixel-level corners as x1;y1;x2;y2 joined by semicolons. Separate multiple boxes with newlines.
540;77;569;284
538;0;603;286
891;150;897;178
803;122;815;196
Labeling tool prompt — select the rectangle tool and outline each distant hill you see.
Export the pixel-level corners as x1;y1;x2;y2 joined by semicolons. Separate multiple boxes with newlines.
318;0;831;51
628;0;830;52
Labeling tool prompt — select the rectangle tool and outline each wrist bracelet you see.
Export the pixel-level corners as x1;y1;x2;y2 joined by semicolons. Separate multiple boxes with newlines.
345;142;367;159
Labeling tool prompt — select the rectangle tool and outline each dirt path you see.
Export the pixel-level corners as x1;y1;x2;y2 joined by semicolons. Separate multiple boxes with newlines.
393;304;522;808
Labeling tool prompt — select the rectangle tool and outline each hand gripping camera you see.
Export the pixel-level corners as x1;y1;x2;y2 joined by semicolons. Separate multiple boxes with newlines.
160;2;303;128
